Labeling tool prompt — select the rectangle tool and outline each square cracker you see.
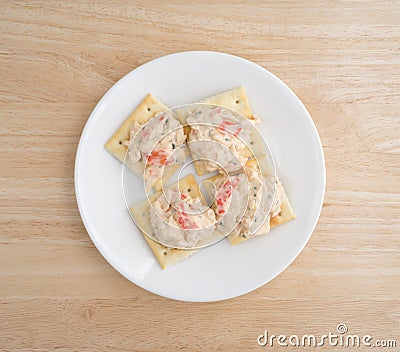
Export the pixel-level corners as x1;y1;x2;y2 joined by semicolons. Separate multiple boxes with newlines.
228;156;296;244
104;93;178;191
129;174;201;269
200;86;257;121
203;155;296;245
189;86;263;176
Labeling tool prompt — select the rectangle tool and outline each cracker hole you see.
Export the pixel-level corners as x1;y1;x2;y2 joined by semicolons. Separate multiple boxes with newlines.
250;141;254;145
147;107;151;112
119;141;122;145
187;188;191;192
235;99;240;104
163;251;167;255
278;211;282;217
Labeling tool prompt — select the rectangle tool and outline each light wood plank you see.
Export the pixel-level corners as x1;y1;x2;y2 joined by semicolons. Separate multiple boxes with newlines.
0;1;399;350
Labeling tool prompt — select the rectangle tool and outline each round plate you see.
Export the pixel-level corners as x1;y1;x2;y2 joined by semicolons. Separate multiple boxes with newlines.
75;51;325;302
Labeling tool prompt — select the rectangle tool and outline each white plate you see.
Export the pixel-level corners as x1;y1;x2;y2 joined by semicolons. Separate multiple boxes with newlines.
75;51;325;302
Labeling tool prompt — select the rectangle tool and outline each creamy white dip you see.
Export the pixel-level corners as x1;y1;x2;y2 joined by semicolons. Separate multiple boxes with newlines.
187;107;254;173
149;188;216;248
213;167;284;238
124;112;186;189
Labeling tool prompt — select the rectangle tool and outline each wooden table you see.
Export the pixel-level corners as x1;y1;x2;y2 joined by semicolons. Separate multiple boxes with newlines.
1;1;399;350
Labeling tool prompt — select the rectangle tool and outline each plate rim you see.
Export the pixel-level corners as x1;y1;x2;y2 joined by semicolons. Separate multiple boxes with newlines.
74;50;326;302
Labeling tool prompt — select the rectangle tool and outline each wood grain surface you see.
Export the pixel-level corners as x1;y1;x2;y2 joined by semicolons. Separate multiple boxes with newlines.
1;1;399;351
